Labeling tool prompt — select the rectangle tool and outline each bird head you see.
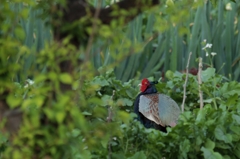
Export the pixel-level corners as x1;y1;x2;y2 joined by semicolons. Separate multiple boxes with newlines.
140;78;158;93
140;78;150;92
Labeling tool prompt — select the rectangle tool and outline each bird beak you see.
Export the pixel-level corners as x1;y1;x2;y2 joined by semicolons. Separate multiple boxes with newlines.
138;83;141;87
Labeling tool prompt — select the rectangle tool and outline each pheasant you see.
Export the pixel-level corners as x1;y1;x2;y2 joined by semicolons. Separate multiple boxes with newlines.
134;78;180;132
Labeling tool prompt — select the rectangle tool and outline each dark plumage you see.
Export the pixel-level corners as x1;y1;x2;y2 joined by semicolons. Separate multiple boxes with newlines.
134;78;180;133
134;80;167;132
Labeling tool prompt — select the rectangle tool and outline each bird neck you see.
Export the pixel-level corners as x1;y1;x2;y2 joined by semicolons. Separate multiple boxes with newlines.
142;85;157;94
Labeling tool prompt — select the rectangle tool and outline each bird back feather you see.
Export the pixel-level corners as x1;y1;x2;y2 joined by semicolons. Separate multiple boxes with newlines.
158;94;180;127
139;93;180;127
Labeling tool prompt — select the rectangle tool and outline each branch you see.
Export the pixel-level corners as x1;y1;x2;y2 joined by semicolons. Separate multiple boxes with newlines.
198;57;204;109
85;0;102;62
53;0;160;45
0;91;22;133
181;52;192;112
99;0;160;25
62;0;160;24
107;90;115;159
107;90;115;123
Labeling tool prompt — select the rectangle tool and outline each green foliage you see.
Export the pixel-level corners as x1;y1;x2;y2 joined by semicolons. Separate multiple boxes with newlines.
1;0;240;159
89;0;240;81
0;132;8;157
110;70;240;159
2;62;240;158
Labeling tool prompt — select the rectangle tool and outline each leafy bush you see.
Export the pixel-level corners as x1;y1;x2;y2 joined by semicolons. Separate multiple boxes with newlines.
4;66;240;159
103;68;240;159
90;68;240;159
1;0;240;159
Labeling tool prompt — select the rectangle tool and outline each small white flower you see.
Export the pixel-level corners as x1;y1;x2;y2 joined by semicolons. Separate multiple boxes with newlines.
24;79;35;88
211;52;217;56
202;43;212;50
206;43;212;48
226;3;232;11
206;52;209;57
203;39;207;43
82;138;86;142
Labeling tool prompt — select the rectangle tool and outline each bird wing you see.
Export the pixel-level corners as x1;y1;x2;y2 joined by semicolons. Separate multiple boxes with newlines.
139;94;164;126
139;94;180;127
158;94;180;127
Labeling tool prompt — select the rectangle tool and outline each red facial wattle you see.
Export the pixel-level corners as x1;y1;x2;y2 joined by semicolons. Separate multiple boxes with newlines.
140;78;150;92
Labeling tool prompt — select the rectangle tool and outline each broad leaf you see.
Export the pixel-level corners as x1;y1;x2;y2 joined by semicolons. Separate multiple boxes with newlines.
201;147;223;159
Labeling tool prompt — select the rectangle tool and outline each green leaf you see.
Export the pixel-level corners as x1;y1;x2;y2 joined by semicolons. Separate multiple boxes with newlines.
203;98;214;103
225;94;238;105
82;111;92;116
20;8;29;19
201;147;223;159
6;94;22;108
34;96;44;108
230;125;240;135
165;70;174;79
56;112;65;124
59;73;73;84
201;68;215;82
232;114;240;125
214;126;232;143
14;26;25;41
99;25;112;38
101;137;109;148
179;111;192;123
180;139;190;158
205;138;215;150
126;89;136;98
234;146;240;158
196;136;202;146
91;76;109;87
222;155;231;159
0;133;8;144
196;109;206;123
100;95;112;106
48;72;58;81
71;128;81;137
128;151;147;159
87;97;102;105
224;90;240;98
116;98;133;106
44;108;54;120
112;153;125;159
215;142;231;149
118;111;131;123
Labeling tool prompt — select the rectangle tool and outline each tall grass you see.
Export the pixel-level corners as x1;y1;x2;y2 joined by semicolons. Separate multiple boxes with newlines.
11;1;240;81
87;1;240;81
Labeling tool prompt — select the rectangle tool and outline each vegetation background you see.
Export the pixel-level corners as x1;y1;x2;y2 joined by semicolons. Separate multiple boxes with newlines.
0;0;240;158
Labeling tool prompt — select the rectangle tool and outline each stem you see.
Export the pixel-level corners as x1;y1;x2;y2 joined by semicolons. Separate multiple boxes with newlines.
181;52;192;112
212;73;218;110
217;63;225;74
107;90;115;122
198;57;204;109
107;90;115;159
85;0;102;62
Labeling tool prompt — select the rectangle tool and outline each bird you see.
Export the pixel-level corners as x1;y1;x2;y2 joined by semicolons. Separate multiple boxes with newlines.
134;78;180;132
